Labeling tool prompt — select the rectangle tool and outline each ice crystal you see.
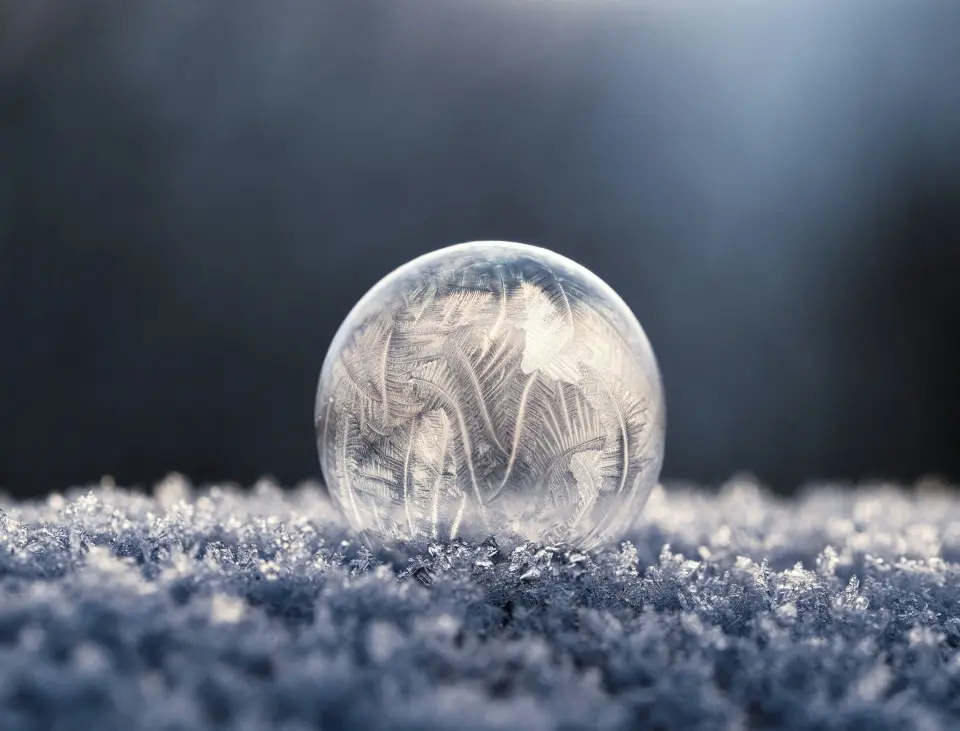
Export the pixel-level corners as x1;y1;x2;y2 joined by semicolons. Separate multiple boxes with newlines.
315;241;665;548
1;476;959;729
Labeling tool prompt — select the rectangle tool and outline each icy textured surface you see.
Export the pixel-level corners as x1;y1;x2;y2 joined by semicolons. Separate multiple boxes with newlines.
1;477;960;730
315;241;665;548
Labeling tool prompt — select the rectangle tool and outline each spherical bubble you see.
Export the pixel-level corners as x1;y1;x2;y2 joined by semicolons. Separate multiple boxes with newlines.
315;241;665;548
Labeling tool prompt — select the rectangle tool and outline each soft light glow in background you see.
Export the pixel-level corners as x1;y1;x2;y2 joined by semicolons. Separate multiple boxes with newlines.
1;1;958;497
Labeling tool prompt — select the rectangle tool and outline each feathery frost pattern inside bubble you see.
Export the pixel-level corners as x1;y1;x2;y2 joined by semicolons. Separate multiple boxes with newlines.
316;242;665;547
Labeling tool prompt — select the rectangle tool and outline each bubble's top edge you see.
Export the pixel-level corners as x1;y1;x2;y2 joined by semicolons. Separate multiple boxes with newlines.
382;240;568;280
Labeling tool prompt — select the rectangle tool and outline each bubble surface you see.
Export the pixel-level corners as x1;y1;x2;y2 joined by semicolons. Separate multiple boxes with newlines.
315;241;665;548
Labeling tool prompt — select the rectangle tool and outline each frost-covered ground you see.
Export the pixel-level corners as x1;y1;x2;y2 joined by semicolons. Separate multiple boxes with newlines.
2;477;960;731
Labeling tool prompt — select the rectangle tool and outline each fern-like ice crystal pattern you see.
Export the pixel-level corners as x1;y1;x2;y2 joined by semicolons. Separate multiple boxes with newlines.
317;245;664;548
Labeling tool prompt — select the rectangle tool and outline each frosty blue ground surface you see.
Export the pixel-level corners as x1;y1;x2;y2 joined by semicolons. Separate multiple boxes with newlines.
1;477;960;730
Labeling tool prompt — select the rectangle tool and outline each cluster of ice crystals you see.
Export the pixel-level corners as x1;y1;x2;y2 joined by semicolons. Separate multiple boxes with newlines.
1;475;960;729
315;242;665;549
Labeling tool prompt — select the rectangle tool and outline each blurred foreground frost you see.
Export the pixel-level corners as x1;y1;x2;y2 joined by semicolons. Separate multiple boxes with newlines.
1;475;960;730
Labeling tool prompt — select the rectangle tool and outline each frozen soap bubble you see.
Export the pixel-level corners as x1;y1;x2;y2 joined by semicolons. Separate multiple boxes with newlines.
315;241;665;549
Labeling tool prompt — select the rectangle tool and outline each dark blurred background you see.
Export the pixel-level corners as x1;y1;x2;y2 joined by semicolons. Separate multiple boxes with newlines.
1;1;958;499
